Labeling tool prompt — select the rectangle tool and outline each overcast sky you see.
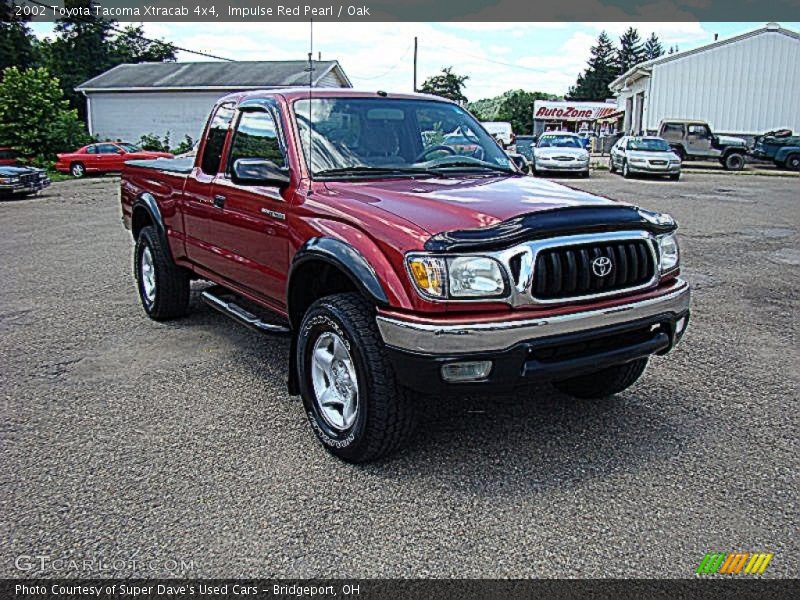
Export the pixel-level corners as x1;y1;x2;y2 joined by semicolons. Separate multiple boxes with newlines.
30;21;799;101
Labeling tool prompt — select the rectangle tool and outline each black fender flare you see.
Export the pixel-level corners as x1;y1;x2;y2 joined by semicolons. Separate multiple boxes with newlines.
131;193;172;258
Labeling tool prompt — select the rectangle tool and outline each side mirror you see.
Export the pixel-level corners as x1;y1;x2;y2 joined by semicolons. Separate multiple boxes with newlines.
231;158;290;187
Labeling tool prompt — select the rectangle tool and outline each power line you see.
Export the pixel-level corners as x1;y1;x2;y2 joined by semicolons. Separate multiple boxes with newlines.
436;43;551;74
349;41;413;81
22;0;234;61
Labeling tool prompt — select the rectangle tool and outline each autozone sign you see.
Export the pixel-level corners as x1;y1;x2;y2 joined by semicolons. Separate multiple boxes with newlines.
534;100;618;121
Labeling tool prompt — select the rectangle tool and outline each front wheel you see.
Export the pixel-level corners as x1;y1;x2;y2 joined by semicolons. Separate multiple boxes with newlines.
669;172;681;181
297;293;416;462
622;160;632;179
553;358;648;399
724;152;745;171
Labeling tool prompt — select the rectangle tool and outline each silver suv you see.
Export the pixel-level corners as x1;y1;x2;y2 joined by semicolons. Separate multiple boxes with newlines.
658;120;747;170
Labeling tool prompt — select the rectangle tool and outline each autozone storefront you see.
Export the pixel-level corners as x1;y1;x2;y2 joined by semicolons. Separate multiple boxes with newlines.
533;100;622;136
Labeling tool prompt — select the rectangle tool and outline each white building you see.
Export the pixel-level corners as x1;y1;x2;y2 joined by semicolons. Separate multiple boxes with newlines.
610;24;800;138
76;60;352;144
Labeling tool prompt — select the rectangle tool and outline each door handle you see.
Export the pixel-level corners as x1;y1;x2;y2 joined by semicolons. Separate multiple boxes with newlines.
213;194;226;208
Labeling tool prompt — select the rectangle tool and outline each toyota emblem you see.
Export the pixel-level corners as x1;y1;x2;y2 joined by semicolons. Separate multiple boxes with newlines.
592;256;612;277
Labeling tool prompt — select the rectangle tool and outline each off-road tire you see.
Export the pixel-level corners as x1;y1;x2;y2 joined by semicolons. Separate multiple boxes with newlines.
70;162;85;178
297;293;416;463
553;358;648;399
134;226;190;321
785;153;800;171
724;152;745;171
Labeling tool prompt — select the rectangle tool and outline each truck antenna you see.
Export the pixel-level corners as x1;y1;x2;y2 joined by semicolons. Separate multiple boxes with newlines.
306;19;314;196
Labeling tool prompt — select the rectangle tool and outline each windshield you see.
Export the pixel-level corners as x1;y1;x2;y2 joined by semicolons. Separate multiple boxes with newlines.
294;98;514;177
537;135;581;148
627;138;671;152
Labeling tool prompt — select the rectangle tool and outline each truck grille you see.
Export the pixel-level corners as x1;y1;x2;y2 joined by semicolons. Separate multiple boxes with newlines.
20;173;37;186
531;239;656;300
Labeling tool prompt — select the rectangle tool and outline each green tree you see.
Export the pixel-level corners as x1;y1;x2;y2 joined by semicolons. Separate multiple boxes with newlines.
111;25;176;63
419;67;469;104
0;67;90;159
567;31;619;101
469;89;558;134
618;27;645;74
644;33;665;61
0;1;39;74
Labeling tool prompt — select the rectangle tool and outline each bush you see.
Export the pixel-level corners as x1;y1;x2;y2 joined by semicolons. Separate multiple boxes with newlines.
138;132;193;154
0;66;91;160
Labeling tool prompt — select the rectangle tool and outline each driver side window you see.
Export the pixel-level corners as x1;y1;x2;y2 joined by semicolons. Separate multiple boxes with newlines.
228;110;286;170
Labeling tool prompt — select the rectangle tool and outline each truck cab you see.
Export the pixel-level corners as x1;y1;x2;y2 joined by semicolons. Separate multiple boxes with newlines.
120;89;690;463
658;119;748;170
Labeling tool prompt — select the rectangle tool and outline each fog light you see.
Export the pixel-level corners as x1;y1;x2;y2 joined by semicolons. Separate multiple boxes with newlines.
676;316;687;336
441;361;492;382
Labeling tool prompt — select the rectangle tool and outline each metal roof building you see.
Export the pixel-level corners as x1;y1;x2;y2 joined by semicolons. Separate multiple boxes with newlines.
76;60;352;143
610;24;800;137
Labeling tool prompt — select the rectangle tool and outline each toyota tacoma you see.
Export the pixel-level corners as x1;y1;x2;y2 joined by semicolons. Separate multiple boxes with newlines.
120;89;690;462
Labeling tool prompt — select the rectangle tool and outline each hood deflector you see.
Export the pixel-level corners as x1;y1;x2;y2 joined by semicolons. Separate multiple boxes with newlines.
424;205;676;253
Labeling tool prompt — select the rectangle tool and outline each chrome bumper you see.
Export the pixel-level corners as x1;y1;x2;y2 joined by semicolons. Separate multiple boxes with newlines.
377;282;690;354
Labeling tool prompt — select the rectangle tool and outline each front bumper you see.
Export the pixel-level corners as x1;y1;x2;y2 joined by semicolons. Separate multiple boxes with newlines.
378;282;690;392
535;161;589;172
0;179;51;195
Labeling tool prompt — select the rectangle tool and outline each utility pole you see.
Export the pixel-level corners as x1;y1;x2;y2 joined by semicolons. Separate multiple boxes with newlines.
413;36;418;92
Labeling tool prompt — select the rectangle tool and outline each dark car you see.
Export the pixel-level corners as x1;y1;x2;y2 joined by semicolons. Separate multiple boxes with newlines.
0;165;51;198
514;135;536;162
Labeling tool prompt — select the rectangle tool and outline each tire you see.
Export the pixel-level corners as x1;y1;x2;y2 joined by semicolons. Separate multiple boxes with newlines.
609;159;616;173
785;153;800;171
580;169;590;178
672;146;686;162
724;152;745;171
134;226;190;321
669;172;681;181
622;160;632;179
70;162;85;178
297;293;416;463
553;358;648;399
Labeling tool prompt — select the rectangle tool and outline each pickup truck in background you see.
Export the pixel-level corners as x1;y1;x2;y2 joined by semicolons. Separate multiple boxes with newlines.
750;130;800;171
121;89;690;462
658;119;748;170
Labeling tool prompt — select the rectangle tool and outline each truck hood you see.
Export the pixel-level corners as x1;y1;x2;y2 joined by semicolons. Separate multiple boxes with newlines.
716;134;747;146
323;175;618;235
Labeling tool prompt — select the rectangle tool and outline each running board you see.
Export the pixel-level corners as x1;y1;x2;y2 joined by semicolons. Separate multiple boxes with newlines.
201;289;290;336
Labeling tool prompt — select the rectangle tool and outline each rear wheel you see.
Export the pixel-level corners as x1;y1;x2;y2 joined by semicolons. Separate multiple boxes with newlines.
724;152;745;171
70;162;85;178
785;153;800;171
134;226;191;320
553;358;648;399
297;293;416;462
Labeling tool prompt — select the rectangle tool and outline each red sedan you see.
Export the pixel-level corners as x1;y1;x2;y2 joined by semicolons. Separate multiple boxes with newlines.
55;142;173;177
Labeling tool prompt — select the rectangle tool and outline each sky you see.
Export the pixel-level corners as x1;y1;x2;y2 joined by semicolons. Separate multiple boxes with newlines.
30;21;800;101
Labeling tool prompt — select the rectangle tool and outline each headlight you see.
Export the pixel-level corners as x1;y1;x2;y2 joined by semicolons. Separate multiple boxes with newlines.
658;233;680;273
406;255;507;299
629;158;647;164
0;177;19;184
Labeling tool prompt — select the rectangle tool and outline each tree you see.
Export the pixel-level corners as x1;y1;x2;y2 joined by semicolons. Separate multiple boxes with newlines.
419;67;469;104
469;89;558;134
618;27;645;75
111;25;176;63
643;33;665;61
0;1;39;74
567;31;619;101
0;67;90;159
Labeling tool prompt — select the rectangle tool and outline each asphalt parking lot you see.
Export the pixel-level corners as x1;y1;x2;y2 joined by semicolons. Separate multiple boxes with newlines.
1;171;798;578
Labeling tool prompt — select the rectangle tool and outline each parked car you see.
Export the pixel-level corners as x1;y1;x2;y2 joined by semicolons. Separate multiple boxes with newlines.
505;150;530;174
56;142;173;177
610;136;682;180
750;130;800;171
658;120;747;170
0;147;24;166
121;89;690;463
442;133;480;156
482;121;515;149
532;132;590;177
0;164;50;198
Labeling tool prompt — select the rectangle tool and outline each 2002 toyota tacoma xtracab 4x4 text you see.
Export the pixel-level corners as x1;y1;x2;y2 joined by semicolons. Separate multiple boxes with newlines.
121;89;690;462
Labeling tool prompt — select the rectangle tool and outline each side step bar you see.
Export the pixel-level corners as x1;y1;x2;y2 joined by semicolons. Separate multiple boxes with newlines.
201;289;291;336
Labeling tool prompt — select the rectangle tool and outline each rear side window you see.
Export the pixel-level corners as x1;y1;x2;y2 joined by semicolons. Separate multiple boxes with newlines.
86;145;97;154
201;103;235;175
97;143;119;154
228;110;286;169
662;123;684;137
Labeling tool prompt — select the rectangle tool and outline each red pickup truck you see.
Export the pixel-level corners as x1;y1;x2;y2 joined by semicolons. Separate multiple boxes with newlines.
121;89;690;462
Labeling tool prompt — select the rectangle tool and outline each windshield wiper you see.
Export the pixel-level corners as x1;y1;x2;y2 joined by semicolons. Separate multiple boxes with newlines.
426;160;517;175
315;166;444;178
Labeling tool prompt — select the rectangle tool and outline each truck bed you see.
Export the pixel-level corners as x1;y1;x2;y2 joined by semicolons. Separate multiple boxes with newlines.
124;157;194;174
